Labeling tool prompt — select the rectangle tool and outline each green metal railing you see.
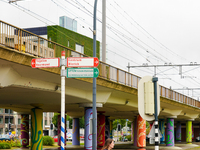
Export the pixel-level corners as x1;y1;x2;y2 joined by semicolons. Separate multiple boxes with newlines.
0;20;199;108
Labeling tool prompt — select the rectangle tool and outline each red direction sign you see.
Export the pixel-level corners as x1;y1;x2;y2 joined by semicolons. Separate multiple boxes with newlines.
67;57;99;67
31;58;60;68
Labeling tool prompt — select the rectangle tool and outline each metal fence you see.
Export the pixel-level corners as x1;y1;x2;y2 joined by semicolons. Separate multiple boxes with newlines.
0;20;199;108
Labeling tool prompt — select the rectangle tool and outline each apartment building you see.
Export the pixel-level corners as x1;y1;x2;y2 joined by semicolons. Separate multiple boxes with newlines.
0;108;53;136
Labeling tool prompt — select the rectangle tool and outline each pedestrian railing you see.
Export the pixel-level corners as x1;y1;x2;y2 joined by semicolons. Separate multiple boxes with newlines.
0;20;199;108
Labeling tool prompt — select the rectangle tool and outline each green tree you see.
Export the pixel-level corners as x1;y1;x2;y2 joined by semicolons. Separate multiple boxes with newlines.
79;116;85;128
52;113;59;128
112;119;131;130
52;113;73;129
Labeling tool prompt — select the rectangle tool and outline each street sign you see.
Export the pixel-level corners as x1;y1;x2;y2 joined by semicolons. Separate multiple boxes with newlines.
138;76;160;121
67;57;99;67
66;68;99;78
31;58;60;68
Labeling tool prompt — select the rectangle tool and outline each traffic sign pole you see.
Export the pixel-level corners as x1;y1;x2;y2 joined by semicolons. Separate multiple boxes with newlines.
93;1;98;149
152;77;159;150
61;51;65;150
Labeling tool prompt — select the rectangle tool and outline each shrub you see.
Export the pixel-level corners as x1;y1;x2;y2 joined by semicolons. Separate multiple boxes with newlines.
0;143;12;149
11;139;21;147
126;135;131;141
43;136;54;146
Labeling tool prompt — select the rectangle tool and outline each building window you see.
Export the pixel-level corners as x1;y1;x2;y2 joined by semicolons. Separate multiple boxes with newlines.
5;109;13;114
0;118;3;124
75;44;84;54
33;45;37;51
18;118;21;125
45;120;47;125
5;118;13;124
44;49;47;56
44;112;47;117
40;47;42;54
0;109;3;113
29;44;32;50
0;128;3;134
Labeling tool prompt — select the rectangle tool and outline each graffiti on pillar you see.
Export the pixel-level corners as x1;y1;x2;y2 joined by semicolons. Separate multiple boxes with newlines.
137;115;146;148
31;108;43;150
159;119;165;143
176;122;181;141
97;114;105;147
72;118;80;145
84;108;93;150
186;121;192;143
105;116;110;140
166;118;174;146
21;114;29;147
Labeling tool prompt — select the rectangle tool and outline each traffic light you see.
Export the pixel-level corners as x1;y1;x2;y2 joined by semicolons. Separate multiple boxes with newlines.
117;124;121;131
8;123;11;131
50;123;53;130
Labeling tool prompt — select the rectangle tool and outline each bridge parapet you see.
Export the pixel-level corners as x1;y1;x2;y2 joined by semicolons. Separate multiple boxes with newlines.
0;20;199;109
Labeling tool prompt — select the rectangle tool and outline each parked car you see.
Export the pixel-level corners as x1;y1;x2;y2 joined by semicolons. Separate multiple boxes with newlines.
0;134;11;141
53;135;58;142
80;134;84;140
67;132;72;141
196;136;200;142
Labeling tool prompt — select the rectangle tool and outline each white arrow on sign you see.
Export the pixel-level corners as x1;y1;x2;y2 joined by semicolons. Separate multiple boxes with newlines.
67;57;99;67
31;58;60;68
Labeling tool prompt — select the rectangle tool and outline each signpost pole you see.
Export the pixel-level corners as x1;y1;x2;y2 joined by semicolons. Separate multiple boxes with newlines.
93;0;98;149
61;51;66;150
152;77;159;150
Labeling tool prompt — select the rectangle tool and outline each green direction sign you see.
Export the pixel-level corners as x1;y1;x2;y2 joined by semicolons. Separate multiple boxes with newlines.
66;68;99;78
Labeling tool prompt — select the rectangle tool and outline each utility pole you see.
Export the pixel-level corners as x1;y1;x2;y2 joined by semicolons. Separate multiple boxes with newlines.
92;1;98;150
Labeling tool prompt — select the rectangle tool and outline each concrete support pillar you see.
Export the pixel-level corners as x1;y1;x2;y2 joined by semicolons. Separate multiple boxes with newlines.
131;122;133;142
166;118;174;146
134;117;137;146
31;108;43;150
97;113;105;147
105;116;110;141
109;120;113;139
137;115;146;149
176;122;181;142
84;107;93;150
186;120;192;144
72;118;80;145
159;119;165;144
21;114;29;148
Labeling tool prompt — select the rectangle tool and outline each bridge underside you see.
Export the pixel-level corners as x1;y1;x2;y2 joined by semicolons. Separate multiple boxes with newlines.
0;46;200;123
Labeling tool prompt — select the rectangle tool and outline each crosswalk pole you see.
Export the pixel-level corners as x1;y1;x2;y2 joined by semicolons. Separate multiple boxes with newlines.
152;77;159;150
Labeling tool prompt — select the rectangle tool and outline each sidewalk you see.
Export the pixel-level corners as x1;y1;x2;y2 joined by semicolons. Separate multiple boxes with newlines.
12;141;200;150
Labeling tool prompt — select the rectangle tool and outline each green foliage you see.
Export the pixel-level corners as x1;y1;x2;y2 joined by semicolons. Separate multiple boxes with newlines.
0;143;12;149
52;113;59;128
11;139;21;147
126;135;131;141
79;116;85;129
52;114;84;129
47;25;100;58
112;119;131;130
43;136;54;146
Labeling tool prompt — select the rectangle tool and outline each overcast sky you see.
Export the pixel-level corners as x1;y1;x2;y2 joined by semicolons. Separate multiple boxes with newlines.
1;0;200;99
